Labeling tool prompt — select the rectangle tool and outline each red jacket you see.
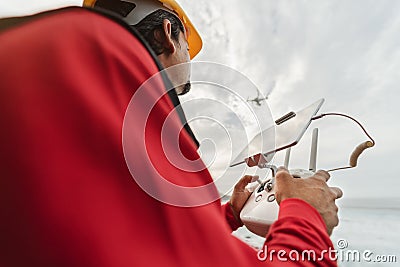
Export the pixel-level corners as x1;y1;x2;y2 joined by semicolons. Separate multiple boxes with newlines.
0;8;336;267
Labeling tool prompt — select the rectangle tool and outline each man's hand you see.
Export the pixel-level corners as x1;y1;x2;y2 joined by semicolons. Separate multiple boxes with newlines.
274;167;343;235
229;175;258;222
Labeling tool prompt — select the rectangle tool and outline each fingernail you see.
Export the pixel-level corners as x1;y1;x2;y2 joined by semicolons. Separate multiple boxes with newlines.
277;166;288;172
250;176;260;183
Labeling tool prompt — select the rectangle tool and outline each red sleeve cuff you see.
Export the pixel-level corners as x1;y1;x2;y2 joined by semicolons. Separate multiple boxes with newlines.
278;198;327;233
264;198;336;266
222;202;243;232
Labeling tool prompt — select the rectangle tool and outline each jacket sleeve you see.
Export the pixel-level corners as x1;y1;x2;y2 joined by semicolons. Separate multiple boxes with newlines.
261;198;338;267
221;202;243;231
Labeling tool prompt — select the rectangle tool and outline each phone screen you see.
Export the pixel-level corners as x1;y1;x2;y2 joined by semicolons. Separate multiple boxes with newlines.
230;99;324;167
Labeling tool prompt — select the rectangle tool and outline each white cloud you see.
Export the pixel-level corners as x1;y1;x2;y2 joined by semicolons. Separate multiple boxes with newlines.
180;0;400;198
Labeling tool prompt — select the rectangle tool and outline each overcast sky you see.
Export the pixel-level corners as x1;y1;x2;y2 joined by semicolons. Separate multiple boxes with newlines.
182;0;400;201
1;0;399;200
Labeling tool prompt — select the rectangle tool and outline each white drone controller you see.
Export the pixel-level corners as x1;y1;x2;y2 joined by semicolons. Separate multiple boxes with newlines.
240;129;320;237
237;98;375;237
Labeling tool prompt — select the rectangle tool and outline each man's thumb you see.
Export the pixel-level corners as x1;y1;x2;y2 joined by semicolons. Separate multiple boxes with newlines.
275;166;291;182
274;167;293;204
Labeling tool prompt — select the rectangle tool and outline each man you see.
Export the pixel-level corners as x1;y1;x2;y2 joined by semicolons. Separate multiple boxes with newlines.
87;0;342;234
0;1;342;266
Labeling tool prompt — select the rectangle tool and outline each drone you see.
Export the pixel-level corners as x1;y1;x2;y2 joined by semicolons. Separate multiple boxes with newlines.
247;91;268;106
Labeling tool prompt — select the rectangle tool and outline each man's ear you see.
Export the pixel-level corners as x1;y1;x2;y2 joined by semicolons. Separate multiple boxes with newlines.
161;19;176;54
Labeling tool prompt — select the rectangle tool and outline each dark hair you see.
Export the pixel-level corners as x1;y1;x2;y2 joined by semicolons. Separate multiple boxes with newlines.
134;9;185;55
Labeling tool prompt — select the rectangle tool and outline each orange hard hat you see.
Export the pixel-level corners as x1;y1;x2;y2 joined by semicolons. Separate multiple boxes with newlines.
84;0;202;59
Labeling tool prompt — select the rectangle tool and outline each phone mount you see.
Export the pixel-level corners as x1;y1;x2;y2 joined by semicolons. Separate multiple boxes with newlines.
240;128;319;237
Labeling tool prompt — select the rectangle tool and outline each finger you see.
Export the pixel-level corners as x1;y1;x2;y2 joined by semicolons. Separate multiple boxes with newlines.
253;154;267;165
234;175;255;191
245;157;257;167
275;167;292;181
313;170;331;182
250;175;260;183
327;215;339;236
330;187;343;199
277;166;289;173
